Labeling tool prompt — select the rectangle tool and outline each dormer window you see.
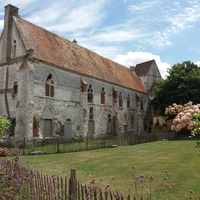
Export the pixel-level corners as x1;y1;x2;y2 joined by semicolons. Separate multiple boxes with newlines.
45;74;54;97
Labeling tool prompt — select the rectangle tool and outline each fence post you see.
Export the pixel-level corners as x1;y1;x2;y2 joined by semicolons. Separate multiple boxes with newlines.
23;137;26;147
86;136;88;150
69;169;77;200
56;137;60;153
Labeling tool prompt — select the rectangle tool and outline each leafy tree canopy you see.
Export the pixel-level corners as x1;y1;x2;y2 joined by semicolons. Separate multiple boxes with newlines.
0;116;11;135
151;61;200;114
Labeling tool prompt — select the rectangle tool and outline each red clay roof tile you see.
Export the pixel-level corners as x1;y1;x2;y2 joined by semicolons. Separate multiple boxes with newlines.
14;16;147;93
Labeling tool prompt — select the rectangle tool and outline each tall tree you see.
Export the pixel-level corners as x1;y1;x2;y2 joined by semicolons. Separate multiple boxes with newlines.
151;61;200;114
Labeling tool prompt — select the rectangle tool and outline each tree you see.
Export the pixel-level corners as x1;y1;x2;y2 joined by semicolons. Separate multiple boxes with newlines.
0;116;11;135
151;61;200;114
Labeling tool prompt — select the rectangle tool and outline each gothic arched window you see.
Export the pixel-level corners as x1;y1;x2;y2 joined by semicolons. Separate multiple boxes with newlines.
87;84;93;103
45;74;55;97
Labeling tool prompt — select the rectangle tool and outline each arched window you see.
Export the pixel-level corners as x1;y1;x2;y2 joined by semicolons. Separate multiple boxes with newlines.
45;74;55;97
119;92;123;107
127;94;130;108
112;88;117;105
100;87;105;104
87;84;93;103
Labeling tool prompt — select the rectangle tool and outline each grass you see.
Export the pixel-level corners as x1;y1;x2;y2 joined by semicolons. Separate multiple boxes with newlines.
18;139;200;199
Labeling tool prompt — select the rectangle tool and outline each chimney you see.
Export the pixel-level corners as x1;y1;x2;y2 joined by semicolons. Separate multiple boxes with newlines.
72;39;77;44
130;66;137;76
2;4;19;63
129;66;135;71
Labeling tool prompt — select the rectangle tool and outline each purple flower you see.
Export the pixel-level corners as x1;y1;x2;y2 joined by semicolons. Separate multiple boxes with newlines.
90;178;95;184
139;174;145;178
148;175;154;180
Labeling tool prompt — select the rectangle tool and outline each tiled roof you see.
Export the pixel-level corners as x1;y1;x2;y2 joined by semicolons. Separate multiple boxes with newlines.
14;16;147;94
134;60;155;77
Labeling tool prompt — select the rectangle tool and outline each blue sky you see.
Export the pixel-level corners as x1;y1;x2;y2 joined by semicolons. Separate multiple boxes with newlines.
0;0;200;78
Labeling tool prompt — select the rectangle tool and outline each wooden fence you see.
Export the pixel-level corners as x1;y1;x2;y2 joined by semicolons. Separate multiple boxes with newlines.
0;159;138;200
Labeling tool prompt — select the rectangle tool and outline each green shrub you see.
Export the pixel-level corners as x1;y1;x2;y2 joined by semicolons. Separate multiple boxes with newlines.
0;116;11;135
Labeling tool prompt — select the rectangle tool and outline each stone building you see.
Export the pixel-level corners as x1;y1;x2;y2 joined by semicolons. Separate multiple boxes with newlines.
133;60;166;132
0;4;151;143
133;59;162;94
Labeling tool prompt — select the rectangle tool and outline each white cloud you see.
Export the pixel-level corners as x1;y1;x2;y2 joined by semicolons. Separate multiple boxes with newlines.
90;28;147;43
114;51;170;78
25;0;107;33
0;20;3;30
195;61;200;66
0;0;199;73
0;0;108;34
129;1;159;12
146;1;200;48
0;0;36;10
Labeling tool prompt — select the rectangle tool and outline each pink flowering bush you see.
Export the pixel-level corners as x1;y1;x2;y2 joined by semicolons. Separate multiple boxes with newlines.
0;147;9;157
165;101;200;135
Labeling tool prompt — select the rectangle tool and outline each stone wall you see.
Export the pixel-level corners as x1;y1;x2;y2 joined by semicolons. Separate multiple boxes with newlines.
25;61;151;140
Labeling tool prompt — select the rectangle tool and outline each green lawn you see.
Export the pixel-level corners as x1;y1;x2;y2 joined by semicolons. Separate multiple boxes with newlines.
19;139;200;199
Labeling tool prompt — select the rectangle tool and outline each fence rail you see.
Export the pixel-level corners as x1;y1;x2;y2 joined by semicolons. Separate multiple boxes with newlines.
1;133;165;199
1;133;164;154
0;159;143;199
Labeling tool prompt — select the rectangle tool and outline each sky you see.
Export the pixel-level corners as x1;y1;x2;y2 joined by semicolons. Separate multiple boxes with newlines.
0;0;200;78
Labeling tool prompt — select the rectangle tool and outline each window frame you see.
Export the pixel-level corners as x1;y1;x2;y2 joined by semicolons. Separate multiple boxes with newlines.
118;92;123;107
45;74;55;97
100;87;105;104
87;84;93;103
